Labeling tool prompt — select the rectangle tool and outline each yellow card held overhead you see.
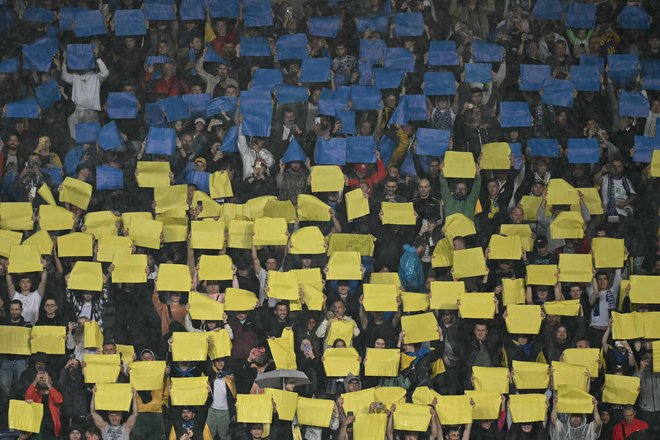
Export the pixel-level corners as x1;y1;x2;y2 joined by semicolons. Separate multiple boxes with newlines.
323;347;360;377
23;229;52;255
68;261;103;291
354;414;387;440
289;226;326;254
526;264;558;286
381;202;416;225
95;383;132;412
57;232;93;257
370;272;401;286
208;329;232;360
156;264;191;292
128;218;163;249
83;322;105;350
602;374;640;405
326;251;362;280
136;161;171;188
459;293;495;319
556;387;593;414
546;179;578;206
500;224;533;251
550;211;585;239
340;389;374;416
502;278;525;306
326;318;356;347
505;304;542;334
629;275;660;304
592;238;625;268
154;184;187;214
412;386;442;405
572;187;603;215
236;394;273;424
310;165;344;193
443;213;476;239
443;151;476;178
38;183;56;206
512;361;549;390
268;328;296;369
188;292;225;321
519;195;543;221
392;403;432;432
8;245;42;273
159;216;188;243
0;202;34;230
59;177;92;210
8;400;43;433
296;397;334;428
268;271;299;300
198;255;233;281
509;394;547;423
345;188;370;220
96;235;133;263
551;361;589;392
488;234;522;260
224;288;258;311
465;391;502;421
84;211;119;238
430;281;464;310
30;326;66;354
39;205;74;231
253;217;288;246
401;312;440;344
612;312;643;340
431;237;454;268
297;194;331;222
227;220;253;249
326;233;376;257
209;171;233;198
172;332;208;361
364;348;400;377
129;361;166;391
472;366;509;394
651;149;660;177
191;218;225;250
480;142;511;169
0;230;23;258
543;299;580;316
0;326;31;355
562;348;600;377
401;292;430;312
452;247;487;279
246;196;277;220
170;377;209;406
362;284;399;311
263;200;296;223
558;254;593;283
436;395;473;425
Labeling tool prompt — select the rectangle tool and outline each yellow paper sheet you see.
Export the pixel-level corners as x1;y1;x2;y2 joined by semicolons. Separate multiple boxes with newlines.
506;304;542;334
121;212;153;229
209;171;233;198
464;391;502;420
412;387;442;405
198;255;234;281
253;217;288;246
154;184;187;214
562;348;600;377
310;165;344;192
0;230;23;258
129;361;166;390
128;218;163;249
112;254;147;283
39;205;73;231
191;218;225;250
543;299;580;316
431;237;453;267
353;414;387;440
556;386;593;414
452;247;487;279
637;312;660;339
95;383;133;411
170;377;209;406
227;220;253;249
512;361;549;390
323;347;360;377
189;292;224;320
558;254;593;283
263;389;298;421
381;202;416;225
116;344;135;367
158;216;187;243
526;264;558;286
519;195;543;221
458;293;495;319
571;187;603;215
83;211;118;238
59;177;92;210
291;268;324;289
156;263;191;292
401;312;440;344
612;312;643;340
472;366;510;394
552;361;589;391
219;203;247;223
393;403;432;432
68;261;103;291
300;284;324;311
84;363;120;384
297;194;331;222
546;179;578;206
480;142;511;169
443;151;476;178
58;232;93;257
509;394;547;423
0;202;34;230
341;388;374;415
364;348;400;377
430;281;464;310
224;288;258;311
327;233;375;257
0;326;31;355
489;234;522;260
326;319;356;347
374;387;406;407
192;191;223;218
629;275;660;304
208;329;232;360
502;278;525;306
592;238;625;269
22;230;51;255
326;251;362;280
263;200;296;223
83;321;104;351
370;272;401;286
401;292;430;312
602;374;640;405
30;326;65;354
362;284;399;311
236;394;273;424
97;235;133;263
500;224;533;251
8;400;43;433
655;341;660;373
268;331;297;370
296;397;334;428
136;161;171;188
38;183;56;206
436;395;473;425
8;245;42;273
345;188;370;220
550;211;584;239
246;195;277;220
172;332;208;361
268;271;299;300
289;226;326;254
443;213;476;239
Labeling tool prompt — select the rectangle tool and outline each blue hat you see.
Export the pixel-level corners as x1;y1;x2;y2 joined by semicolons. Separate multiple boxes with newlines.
308;16;341;38
393;12;424;37
423;72;456;96
243;0;273;27
350;86;382;111
206;96;238;117
384;48;415;73
472;41;504;63
158;96;191;122
569;66;600;92
182;94;210;118
618;91;649;118
499;102;532;128
346;136;377;163
359;39;386;64
374;68;404;89
0;58;19;73
146;127;176;155
107;92;139;119
180;0;205;21
565;2;597;29
282;137;307;163
143;0;176;20
35;79;61;111
276;34;308;61
22;38;58;72
114;9;147;36
465;63;493;84
220;126;239;153
314;137;347;165
74;10;107;37
6;98;40;119
541;78;575;107
301;58;331;83
531;0;562;20
23;7;55;23
98;121;124;151
527;138;559;158
96;165;124;191
567;138;599;164
520;64;552;91
240;37;272;57
632;136;659;163
240;90;273;137
618;6;652;30
428;41;459;66
76;122;101;143
275;85;308;104
335;109;356;135
318;88;350;116
356;13;389;33
66;44;96;71
209;0;239;18
416;129;450;156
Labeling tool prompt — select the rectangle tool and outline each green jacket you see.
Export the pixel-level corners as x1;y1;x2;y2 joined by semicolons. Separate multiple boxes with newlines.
439;175;481;220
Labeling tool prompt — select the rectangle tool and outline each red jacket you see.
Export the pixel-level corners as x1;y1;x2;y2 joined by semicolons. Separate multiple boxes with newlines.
612;418;648;440
347;159;387;190
25;383;63;437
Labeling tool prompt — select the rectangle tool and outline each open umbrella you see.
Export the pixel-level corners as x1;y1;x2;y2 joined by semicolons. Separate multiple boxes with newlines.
255;370;311;389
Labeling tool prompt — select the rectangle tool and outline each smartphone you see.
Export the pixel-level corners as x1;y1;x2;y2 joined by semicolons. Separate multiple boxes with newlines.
347;411;354;418
314;117;321;124
197;200;203;208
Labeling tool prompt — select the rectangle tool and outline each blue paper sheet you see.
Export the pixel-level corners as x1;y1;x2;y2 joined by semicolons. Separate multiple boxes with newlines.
145;103;167;127
346;136;377;163
569;66;600;92
23;7;54;23
275;85;308;104
74;10;106;37
632;136;660;163
318;88;350;116
182;94;211;117
240;37;272;57
98;121;124;151
22;38;58;72
527;138;559;157
221;126;239;153
114;9;147;36
143;0;175;20
532;0;563;20
308;16;341;38
465;63;492;84
186;171;210;193
209;0;239;18
424;72;456;96
301;58;331;83
0;58;19;73
618;91;649;117
146;127;176;155
35;79;61;111
541;78;575;107
335;109;356;135
384;48;415;73
276;34;308;61
359;39;386;64
565;2;597;29
393;12;424;37
315;137;347;165
374;68;404;89
107;93;139;119
472;41;504;63
59;7;84;31
180;0;205;21
350;86;382;110
416;128;450;157
243;0;273;27
282;137;307;163
567;138;599;163
520;64;552;91
96;165;124;191
76;122;101;144
404;95;428;121
428;41;459;66
6;98;40;119
66;44;96;71
206;96;238;117
240;90;273;137
618;6;652;29
158;96;191;122
356;13;389;33
499;102;532;127
253;69;283;89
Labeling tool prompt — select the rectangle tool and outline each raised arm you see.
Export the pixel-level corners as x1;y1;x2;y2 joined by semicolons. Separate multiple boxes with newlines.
37;267;48;297
90;387;107;430
125;388;139;432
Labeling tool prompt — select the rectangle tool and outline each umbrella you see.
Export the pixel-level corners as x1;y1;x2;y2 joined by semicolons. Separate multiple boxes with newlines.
255;370;311;389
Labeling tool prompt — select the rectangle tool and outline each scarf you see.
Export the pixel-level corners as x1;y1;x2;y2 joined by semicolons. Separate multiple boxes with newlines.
404;347;432;364
488;196;499;219
606;174;632;217
593;288;615;317
174;366;195;377
181;420;194;432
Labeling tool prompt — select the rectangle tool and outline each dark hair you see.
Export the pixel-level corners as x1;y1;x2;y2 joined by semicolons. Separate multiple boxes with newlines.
10;299;23;308
595;270;609;279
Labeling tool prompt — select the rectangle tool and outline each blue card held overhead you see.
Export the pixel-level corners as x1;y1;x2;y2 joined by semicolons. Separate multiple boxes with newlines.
527;138;559;157
240;37;272;57
318;88;350;116
275;85;308;104
358;60;374;86
619;91;649;118
356;13;389;33
632;136;659;163
59;7;84;31
346;136;377;163
209;0;239;18
206;96;238;117
0;58;19;73
186;171;210;193
158;96;191;122
532;0;562;20
608;54;639;85
74;10;107;37
240;90;273;137
114;9;147;36
96;165;124;191
580;55;605;73
145;103;167;128
350;86;382;111
180;0;205;21
428;41;459;66
6;98;40;119
404;95;428;122
400;152;417;177
75;122;101;144
145;55;172;66
315;137;347;165
66;44;96;71
423;72;456;96
35;79;61;111
98;121;124;151
146;127;176;155
393;12;424;37
22;38;58;72
107;93;138;119
499;102;532;128
307;16;341;38
276;34;308;61
243;0;273;27
384;48;415;73
567;138;600;164
569;66;600;92
23;7;55;23
374;68;404;90
642;75;660;91
520;64;552;91
359;39;386;64
42;167;63;187
509;143;523;169
541;78;575;107
220;126;239;153
143;0;176;20
335;109;356;135
378;135;397;167
618;6;651;30
640;60;660;76
465;63;492;84
182;94;210;117
301;58;331;83
282;137;307;163
565;2;597;29
472;41;504;63
252;69;283;89
416;128;450;157
388;99;409;126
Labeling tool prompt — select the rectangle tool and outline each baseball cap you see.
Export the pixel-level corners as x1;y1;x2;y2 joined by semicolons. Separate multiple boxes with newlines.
535;236;548;248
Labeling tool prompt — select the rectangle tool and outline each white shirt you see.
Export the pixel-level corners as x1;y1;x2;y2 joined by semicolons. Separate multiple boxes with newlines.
211;377;229;410
61;59;109;110
13;290;41;325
